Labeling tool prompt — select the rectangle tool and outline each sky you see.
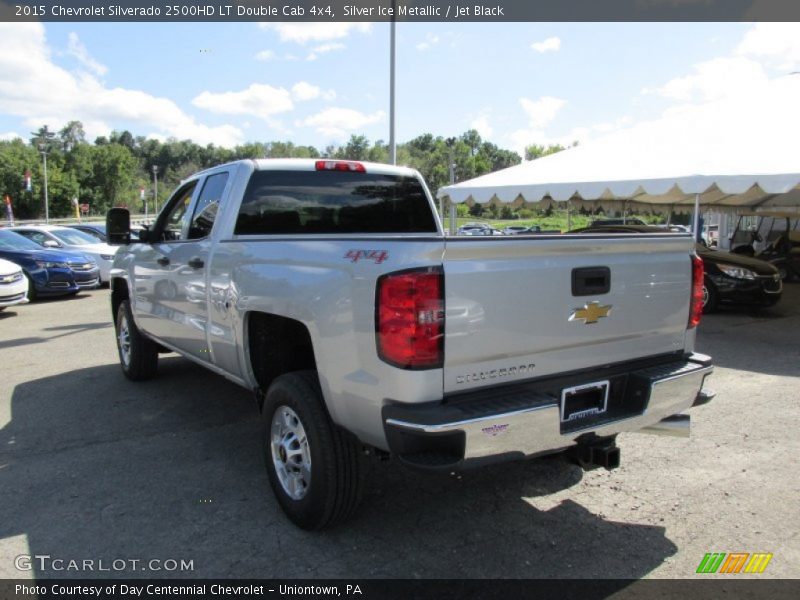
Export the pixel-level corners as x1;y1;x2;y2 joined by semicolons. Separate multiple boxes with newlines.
0;21;799;155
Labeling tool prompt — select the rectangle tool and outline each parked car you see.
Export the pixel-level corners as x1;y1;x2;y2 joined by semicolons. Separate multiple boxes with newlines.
697;243;782;311
590;217;647;226
572;224;782;311
0;256;29;310
503;225;541;235
0;230;100;299
457;222;492;235
10;225;117;284
68;223;107;242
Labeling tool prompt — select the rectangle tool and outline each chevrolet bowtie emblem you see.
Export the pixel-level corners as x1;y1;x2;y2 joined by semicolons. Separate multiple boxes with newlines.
570;301;612;324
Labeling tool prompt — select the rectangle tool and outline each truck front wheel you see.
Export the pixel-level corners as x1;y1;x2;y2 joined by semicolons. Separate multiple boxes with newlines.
115;300;159;380
261;371;364;530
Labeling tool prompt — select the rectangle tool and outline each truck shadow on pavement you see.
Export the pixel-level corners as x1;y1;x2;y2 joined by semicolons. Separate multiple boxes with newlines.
0;358;676;581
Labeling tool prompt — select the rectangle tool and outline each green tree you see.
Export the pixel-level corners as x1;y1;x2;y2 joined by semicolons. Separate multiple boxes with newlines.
524;143;566;161
91;143;137;211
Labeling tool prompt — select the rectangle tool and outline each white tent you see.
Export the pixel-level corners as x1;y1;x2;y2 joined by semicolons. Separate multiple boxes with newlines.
438;74;800;217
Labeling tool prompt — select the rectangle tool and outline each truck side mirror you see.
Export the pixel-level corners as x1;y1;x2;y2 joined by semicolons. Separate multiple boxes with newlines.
106;208;131;245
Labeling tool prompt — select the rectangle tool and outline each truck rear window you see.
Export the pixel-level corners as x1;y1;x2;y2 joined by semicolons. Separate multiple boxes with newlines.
234;170;438;235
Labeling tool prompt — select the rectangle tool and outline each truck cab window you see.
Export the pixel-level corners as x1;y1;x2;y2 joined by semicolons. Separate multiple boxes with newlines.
159;182;198;241
188;172;229;240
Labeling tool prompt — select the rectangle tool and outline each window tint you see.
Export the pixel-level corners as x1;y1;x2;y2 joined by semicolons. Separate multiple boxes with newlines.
235;170;437;235
159;182;198;241
188;172;229;240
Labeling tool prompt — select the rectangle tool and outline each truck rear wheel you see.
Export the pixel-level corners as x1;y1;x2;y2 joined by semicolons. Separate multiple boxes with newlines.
261;371;364;530
115;299;158;381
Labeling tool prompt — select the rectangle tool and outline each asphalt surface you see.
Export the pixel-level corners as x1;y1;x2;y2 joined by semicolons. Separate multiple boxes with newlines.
0;283;798;580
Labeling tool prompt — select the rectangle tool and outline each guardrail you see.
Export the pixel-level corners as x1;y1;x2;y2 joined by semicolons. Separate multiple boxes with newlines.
2;215;156;227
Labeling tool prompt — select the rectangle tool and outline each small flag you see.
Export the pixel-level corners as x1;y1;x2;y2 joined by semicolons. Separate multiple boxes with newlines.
24;170;31;192
4;195;13;223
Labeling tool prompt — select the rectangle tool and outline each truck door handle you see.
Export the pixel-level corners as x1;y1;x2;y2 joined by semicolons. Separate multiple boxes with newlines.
156;256;170;266
572;266;610;296
188;257;205;269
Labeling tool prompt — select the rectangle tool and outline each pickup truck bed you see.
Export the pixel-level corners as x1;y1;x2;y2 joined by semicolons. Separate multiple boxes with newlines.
107;158;714;529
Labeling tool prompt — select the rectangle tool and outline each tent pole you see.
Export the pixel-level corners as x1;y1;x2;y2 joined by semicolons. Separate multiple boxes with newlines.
692;194;701;241
449;203;457;235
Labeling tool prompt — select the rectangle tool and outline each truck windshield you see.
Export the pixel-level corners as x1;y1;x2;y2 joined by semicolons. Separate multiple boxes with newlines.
234;170;438;235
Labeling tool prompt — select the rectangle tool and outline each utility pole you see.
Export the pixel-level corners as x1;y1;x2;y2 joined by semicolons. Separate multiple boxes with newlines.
388;3;396;165
446;137;457;235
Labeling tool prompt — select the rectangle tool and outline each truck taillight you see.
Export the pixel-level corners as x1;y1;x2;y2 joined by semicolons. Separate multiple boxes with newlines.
376;267;444;369
689;254;704;329
315;160;366;173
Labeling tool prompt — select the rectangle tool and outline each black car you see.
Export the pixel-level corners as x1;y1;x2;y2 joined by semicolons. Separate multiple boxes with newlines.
697;243;782;311
571;224;782;311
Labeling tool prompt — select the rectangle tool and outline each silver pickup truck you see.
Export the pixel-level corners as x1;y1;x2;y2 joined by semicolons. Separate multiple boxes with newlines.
106;158;714;529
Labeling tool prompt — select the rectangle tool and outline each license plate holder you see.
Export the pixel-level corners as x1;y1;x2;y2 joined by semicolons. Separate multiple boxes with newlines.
560;380;610;423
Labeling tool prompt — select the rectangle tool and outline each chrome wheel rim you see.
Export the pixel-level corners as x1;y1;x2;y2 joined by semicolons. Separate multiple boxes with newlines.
118;313;131;367
702;285;709;307
270;405;311;500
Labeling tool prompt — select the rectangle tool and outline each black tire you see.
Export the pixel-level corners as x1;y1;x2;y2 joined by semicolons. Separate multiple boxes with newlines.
115;299;158;380
702;278;718;313
261;371;365;530
23;272;36;302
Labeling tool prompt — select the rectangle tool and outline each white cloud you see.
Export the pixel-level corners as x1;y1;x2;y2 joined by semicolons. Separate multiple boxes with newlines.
259;23;372;44
416;33;440;52
470;115;493;138
297;107;385;137
642;56;768;102
193;84;294;120
0;23;243;146
255;49;276;62
592;116;632;133
306;42;345;61
531;36;561;53
0;131;22;141
67;32;107;76
736;22;800;71
290;81;336;101
519;96;566;128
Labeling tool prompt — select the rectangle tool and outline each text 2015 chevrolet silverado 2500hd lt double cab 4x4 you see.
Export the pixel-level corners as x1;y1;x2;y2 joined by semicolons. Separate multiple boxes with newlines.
106;159;714;530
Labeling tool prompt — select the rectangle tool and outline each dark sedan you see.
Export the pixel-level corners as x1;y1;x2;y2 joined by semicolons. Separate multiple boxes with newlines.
0;230;100;299
571;224;782;311
698;243;782;311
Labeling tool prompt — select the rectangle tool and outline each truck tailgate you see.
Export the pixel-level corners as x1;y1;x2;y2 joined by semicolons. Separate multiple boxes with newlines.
442;234;694;394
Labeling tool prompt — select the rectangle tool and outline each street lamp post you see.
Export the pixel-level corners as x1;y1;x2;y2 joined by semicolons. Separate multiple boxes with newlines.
31;126;57;223
39;144;50;223
152;165;159;216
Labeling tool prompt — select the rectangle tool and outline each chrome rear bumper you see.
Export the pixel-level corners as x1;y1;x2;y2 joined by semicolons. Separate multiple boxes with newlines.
383;354;713;468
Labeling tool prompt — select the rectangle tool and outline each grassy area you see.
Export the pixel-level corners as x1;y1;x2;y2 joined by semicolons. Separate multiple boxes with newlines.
449;213;667;232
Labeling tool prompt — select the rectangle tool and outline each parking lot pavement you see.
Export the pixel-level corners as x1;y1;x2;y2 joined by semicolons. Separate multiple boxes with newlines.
0;285;798;580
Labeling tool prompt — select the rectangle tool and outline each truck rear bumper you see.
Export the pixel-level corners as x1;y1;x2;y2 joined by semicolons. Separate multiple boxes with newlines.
382;353;713;469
